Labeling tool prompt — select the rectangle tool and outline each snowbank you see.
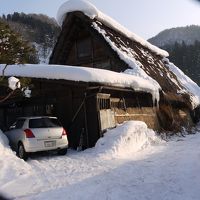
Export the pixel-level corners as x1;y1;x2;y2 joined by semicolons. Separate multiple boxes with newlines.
0;129;9;149
95;121;162;158
0;129;16;157
57;0;168;57
163;58;200;109
2;123;200;200
0;64;160;103
8;76;21;91
0;129;31;199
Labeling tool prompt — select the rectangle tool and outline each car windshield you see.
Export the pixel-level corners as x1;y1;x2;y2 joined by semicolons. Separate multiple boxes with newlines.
29;118;61;128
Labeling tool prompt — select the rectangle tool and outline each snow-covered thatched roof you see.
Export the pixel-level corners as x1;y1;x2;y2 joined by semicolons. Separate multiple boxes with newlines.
57;0;168;58
53;0;200;109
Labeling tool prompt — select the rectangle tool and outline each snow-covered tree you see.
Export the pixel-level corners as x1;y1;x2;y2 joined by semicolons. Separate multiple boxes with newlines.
0;20;35;102
0;20;37;64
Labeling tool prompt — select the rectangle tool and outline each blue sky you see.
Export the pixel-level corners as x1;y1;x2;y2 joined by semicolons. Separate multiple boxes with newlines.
0;0;200;39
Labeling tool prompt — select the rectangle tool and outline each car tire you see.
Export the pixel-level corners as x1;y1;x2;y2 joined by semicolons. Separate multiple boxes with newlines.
17;143;28;161
58;148;67;155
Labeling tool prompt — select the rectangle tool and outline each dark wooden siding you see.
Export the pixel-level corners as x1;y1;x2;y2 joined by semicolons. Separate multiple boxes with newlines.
50;12;128;72
0;77;164;148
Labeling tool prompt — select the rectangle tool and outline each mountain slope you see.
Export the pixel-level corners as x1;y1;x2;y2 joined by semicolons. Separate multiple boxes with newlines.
0;19;37;64
148;25;200;86
148;25;200;47
1;12;61;63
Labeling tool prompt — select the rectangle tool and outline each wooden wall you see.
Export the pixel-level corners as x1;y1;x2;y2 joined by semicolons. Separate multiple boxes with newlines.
0;78;195;149
50;13;128;73
113;107;160;130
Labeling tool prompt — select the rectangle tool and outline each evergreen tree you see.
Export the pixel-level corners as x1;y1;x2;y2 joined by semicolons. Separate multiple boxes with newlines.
0;20;36;102
0;20;38;64
1;12;60;63
163;40;200;86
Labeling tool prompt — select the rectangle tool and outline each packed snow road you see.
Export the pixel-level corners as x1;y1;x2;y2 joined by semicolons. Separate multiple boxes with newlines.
1;121;200;200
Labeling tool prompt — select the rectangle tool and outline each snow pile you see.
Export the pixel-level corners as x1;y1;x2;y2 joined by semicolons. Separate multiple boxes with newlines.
164;58;200;109
8;76;21;90
57;0;168;57
2;124;200;199
0;129;16;158
0;130;32;199
0;129;9;149
95;121;162;158
0;64;160;103
23;87;32;98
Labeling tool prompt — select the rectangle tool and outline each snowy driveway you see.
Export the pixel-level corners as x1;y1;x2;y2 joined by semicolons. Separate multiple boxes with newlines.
1;122;200;200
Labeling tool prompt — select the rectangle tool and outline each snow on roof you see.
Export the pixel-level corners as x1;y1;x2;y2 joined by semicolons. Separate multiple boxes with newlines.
91;21;200;109
0;64;160;102
91;22;160;88
57;0;169;58
54;0;200;109
163;58;200;109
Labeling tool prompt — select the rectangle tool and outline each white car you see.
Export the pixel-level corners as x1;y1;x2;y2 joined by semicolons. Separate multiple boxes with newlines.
5;116;68;160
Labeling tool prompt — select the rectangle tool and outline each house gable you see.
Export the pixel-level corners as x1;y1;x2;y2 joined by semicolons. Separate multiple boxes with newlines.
50;12;128;72
50;11;191;107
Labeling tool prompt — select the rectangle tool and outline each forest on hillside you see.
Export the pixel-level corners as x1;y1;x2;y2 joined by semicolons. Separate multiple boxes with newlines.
0;12;60;63
162;41;200;86
149;25;200;86
0;20;37;64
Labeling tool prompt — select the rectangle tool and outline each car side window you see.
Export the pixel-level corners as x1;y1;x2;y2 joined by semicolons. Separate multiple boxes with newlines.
15;119;26;129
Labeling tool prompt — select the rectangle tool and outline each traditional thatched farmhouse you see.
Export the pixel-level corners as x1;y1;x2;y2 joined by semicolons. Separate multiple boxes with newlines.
50;0;200;130
0;0;200;149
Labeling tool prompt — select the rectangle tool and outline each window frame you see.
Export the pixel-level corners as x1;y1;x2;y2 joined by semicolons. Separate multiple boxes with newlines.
76;37;92;59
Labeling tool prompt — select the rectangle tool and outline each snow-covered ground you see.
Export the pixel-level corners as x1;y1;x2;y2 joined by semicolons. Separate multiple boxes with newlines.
1;121;200;200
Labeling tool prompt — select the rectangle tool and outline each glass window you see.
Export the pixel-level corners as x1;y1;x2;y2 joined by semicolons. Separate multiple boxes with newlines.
29;118;61;128
77;38;92;59
93;39;105;58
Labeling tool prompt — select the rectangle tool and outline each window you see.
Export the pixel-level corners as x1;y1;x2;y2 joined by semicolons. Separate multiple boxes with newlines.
29;118;61;128
110;98;127;110
93;39;105;58
77;37;92;59
98;98;111;110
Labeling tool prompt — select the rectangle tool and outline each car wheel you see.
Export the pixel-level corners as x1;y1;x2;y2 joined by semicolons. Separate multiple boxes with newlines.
58;148;67;155
17;143;28;161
